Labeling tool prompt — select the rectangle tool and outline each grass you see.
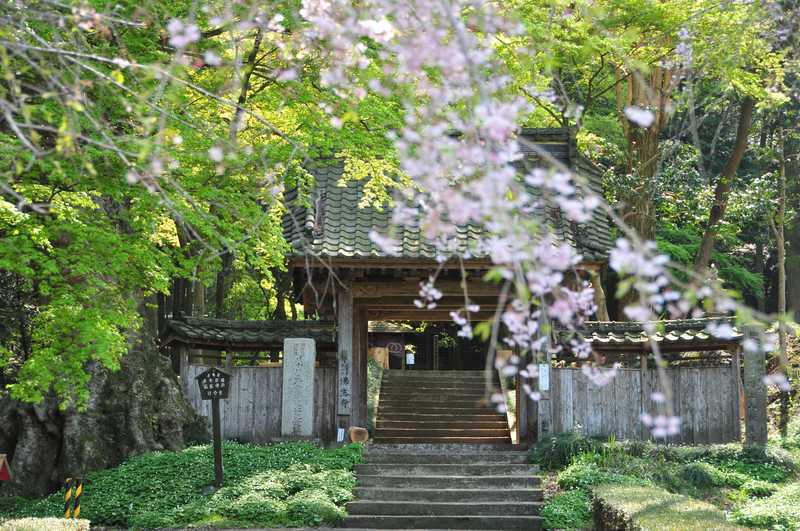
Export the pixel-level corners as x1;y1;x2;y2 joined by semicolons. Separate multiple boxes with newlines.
0;441;363;529
593;484;747;531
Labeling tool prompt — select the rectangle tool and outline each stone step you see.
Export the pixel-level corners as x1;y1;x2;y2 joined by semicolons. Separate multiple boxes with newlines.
372;436;512;444
380;382;490;389
343;515;542;529
379;402;497;411
374;428;511;438
353;487;542;502
384;370;488;376
377;420;509;429
356;463;537;476
378;408;502;417
381;379;493;387
357;475;538;489
382;373;492;380
379;397;492;405
381;386;493;398
364;452;529;464
347;500;542;516
367;442;526;453
379;394;491;402
376;412;507;422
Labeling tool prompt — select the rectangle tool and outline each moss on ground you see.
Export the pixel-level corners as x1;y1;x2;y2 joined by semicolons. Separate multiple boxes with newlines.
593;484;747;531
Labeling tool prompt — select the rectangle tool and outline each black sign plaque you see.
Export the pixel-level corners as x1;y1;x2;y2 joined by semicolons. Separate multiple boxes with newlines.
196;367;231;400
195;367;231;488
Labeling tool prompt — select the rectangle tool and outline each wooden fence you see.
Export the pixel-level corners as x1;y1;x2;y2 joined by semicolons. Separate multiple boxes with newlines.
544;367;740;444
181;364;338;443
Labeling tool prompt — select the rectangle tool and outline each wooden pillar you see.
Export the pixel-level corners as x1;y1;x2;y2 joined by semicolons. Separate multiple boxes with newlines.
589;269;610;321
516;373;527;444
178;347;189;391
336;287;354;428
351;305;369;428
536;353;553;440
732;345;744;439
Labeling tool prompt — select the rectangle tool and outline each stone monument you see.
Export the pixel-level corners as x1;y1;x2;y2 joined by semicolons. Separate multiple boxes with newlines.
281;338;316;437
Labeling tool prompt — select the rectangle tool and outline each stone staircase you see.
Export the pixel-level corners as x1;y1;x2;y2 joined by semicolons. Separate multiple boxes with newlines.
343;370;541;529
344;443;542;529
374;369;512;444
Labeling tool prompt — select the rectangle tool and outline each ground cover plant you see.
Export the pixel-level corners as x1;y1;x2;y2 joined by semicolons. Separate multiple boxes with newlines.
533;432;800;530
0;442;363;529
731;482;800;529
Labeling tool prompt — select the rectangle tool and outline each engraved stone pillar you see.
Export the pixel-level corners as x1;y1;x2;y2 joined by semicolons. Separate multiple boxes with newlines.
281;338;316;437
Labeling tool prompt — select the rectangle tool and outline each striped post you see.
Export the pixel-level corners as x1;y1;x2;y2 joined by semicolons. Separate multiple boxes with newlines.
63;478;73;518
72;478;83;518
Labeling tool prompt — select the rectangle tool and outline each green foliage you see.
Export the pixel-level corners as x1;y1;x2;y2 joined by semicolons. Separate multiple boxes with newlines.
541;489;592;530
657;223;764;299
530;431;601;470
740;480;778;499
0;441;363;529
731;483;800;530
594;484;747;531
557;456;650;491
680;462;748;489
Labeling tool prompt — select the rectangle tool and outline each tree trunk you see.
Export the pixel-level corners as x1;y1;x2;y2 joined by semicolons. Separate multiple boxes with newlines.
694;97;756;274
0;296;206;498
786;134;800;320
616;65;674;241
770;133;789;438
754;241;766;312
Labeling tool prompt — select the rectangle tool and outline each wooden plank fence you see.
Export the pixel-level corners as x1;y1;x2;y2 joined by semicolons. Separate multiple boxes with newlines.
181;364;338;443
549;367;740;443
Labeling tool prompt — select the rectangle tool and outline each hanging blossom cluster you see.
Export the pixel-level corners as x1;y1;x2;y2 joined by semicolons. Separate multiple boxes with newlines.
293;0;780;440
296;0;664;433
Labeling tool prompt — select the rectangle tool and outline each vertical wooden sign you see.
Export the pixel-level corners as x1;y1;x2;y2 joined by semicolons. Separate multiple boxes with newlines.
337;291;353;416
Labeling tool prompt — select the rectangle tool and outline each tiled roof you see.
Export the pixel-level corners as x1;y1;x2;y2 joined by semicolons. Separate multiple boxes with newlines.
574;318;743;352
162;316;336;350
283;128;612;264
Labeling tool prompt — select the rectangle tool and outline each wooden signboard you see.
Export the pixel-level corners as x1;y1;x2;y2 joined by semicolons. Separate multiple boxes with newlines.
196;367;231;488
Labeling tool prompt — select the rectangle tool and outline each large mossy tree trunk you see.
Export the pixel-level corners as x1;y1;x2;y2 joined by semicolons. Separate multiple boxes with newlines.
0;298;206;498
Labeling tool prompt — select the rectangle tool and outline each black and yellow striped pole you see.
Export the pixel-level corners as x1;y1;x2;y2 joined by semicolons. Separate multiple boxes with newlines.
64;477;83;519
72;478;83;518
64;478;73;518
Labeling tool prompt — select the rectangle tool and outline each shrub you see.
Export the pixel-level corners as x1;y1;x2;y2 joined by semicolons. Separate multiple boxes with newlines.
593;484;747;531
680;462;748;489
541;489;591;530
531;432;601;470
731;483;800;529
285;490;344;525
557;458;649;491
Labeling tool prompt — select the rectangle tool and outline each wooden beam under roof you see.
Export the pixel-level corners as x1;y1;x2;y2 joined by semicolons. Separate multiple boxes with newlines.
350;280;504;298
356;295;502;310
367;310;498;321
